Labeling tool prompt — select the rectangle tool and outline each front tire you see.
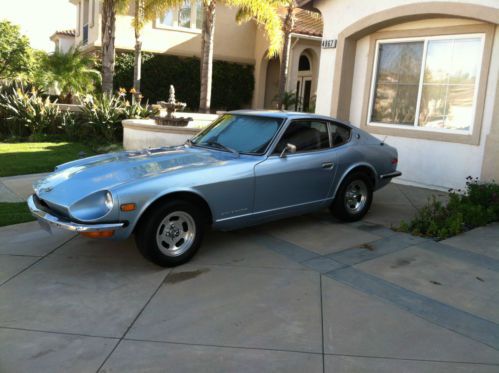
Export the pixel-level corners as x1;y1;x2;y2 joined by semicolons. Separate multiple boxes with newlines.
331;172;373;222
135;200;205;267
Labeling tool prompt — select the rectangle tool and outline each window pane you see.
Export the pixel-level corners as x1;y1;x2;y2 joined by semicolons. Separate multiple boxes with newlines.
193;115;283;154
419;85;447;128
372;83;397;123
371;41;423;124
298;55;311;71
178;0;191;28
449;38;481;84
393;84;419;124
276;121;329;153
419;37;481;132
445;85;474;131
399;43;424;83
195;0;203;29
424;40;453;83
377;44;402;83
329;123;351;147
160;10;175;26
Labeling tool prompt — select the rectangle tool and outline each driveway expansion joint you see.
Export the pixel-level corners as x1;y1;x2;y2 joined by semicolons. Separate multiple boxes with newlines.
0;234;77;287
326;267;499;351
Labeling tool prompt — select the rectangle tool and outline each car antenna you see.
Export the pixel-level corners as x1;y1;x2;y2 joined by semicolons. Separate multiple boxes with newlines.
380;135;387;146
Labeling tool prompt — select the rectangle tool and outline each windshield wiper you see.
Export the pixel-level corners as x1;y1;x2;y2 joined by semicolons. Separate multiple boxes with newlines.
205;141;240;157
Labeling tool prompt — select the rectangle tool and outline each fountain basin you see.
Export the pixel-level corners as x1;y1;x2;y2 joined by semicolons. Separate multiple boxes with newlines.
122;112;219;150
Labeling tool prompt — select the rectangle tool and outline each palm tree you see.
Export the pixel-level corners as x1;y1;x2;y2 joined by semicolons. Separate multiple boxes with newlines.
127;0;184;95
131;0;145;94
238;0;296;110
277;1;296;110
101;0;123;93
37;47;101;103
199;0;283;113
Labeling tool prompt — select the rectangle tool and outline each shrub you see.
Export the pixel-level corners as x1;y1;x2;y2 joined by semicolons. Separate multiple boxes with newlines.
0;83;156;143
75;90;157;143
0;84;62;138
34;47;101;103
398;177;499;239
0;21;34;80
113;52;254;111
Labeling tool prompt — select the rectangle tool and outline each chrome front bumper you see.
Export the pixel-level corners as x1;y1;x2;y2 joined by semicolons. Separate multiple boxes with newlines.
27;195;125;233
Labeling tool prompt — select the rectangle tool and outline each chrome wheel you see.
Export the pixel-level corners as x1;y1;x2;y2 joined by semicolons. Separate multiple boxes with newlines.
344;179;368;214
156;211;196;257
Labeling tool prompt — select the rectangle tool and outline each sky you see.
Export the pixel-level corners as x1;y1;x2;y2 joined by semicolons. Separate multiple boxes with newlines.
0;0;76;52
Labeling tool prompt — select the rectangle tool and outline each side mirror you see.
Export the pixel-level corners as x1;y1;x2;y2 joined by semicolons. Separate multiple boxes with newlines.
280;143;297;158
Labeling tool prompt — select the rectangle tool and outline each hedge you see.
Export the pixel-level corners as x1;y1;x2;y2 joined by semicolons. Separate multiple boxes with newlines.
114;52;255;112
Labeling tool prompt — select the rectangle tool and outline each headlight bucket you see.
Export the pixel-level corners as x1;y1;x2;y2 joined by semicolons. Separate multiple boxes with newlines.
69;190;114;222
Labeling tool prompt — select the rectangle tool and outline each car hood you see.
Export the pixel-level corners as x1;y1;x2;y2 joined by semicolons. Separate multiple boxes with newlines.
33;146;236;208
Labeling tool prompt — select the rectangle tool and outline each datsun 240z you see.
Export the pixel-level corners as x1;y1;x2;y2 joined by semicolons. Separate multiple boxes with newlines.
28;111;401;266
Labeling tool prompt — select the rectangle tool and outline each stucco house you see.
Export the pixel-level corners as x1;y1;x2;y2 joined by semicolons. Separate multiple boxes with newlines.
298;0;499;190
68;0;323;111
50;29;76;53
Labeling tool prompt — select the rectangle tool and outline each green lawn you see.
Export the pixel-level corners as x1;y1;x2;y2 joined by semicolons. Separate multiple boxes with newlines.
0;142;98;177
0;202;35;227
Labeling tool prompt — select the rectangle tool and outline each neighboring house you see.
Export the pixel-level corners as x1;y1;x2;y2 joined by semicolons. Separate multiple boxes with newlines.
299;0;499;190
50;29;76;53
69;0;323;111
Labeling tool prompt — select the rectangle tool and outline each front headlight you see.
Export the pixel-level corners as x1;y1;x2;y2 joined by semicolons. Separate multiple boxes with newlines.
69;190;114;221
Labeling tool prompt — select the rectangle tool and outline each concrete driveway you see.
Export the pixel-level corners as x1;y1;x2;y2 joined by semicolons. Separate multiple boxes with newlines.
0;184;498;372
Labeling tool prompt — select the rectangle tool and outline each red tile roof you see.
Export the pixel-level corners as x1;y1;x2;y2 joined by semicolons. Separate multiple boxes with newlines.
53;29;76;37
292;8;323;37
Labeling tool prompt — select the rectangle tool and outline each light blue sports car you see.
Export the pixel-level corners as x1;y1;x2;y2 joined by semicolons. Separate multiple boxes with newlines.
28;111;401;266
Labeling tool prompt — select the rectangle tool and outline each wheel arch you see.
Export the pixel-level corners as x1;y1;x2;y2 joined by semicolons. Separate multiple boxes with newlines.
332;163;378;200
133;190;214;233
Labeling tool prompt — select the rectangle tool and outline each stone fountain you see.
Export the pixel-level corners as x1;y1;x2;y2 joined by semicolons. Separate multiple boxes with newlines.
156;85;192;127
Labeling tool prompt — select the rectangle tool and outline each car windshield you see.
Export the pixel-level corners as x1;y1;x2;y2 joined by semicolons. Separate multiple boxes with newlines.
190;114;284;155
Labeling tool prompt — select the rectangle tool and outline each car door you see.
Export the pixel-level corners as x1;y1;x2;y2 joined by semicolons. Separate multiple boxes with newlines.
253;119;337;214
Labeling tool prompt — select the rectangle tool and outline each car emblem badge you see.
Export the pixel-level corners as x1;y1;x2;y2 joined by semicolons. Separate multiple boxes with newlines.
42;187;53;193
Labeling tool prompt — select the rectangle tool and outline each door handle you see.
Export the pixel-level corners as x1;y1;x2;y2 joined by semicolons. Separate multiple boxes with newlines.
322;162;334;169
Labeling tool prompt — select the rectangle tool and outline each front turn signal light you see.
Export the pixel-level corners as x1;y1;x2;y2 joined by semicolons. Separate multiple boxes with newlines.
120;203;136;212
80;230;115;238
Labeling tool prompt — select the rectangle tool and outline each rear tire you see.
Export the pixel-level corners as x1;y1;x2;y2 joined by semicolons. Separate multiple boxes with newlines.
135;200;205;267
330;172;373;222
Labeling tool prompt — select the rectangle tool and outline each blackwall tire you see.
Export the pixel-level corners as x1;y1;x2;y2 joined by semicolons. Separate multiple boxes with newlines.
135;200;205;267
331;172;373;222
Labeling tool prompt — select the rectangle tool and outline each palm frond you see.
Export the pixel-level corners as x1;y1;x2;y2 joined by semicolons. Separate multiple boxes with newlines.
143;0;185;21
226;0;285;57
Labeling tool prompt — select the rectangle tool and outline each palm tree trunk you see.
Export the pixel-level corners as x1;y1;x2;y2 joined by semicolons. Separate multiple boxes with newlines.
133;0;144;95
277;3;294;110
199;0;216;113
101;0;117;94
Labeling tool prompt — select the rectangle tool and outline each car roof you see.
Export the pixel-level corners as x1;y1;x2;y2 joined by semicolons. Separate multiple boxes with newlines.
226;110;353;127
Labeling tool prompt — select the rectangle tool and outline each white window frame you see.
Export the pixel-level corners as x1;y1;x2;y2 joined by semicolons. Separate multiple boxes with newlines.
155;0;202;34
367;33;485;135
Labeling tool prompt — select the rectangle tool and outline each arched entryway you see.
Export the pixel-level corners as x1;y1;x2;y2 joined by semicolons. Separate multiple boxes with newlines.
295;51;313;111
264;57;280;109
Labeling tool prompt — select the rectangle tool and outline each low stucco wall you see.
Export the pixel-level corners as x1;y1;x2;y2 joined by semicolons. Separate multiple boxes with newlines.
122;112;218;150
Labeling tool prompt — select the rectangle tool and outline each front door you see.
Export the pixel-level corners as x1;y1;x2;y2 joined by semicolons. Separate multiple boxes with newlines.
295;77;312;112
254;119;337;214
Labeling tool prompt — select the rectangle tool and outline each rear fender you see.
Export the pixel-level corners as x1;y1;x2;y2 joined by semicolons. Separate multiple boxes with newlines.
331;162;378;200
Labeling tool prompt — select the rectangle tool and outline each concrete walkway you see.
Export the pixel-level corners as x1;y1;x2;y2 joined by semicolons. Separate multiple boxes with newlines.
0;182;497;372
0;173;49;202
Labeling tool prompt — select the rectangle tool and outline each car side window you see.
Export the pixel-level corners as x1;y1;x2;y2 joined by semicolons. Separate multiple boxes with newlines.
275;120;330;154
329;122;351;148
